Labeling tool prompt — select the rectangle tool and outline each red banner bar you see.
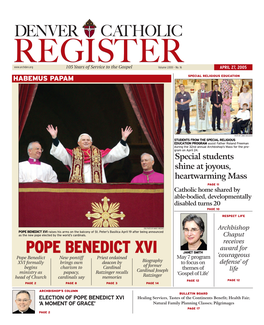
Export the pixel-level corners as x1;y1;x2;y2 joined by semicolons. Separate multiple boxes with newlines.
214;64;252;70
12;74;171;83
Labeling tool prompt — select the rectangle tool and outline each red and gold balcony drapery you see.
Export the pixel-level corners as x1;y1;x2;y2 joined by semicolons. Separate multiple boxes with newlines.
19;183;164;228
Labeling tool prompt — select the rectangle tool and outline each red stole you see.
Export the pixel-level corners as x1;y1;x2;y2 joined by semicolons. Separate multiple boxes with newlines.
66;146;111;183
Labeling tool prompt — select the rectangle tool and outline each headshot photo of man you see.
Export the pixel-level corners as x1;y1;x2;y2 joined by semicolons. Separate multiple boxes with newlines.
13;290;35;314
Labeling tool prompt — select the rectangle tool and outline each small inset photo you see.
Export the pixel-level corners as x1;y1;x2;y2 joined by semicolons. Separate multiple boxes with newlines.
180;213;207;250
12;290;35;314
175;79;252;135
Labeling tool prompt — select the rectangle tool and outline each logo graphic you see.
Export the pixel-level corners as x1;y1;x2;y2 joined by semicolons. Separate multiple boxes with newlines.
83;19;96;37
85;196;125;227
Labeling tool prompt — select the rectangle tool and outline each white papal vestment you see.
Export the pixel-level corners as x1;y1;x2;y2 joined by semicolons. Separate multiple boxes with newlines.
50;141;130;183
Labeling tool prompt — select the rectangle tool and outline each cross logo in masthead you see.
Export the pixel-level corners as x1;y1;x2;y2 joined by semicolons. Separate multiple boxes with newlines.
83;19;96;37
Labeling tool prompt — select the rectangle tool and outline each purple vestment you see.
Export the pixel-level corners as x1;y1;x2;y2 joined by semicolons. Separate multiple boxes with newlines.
131;170;164;183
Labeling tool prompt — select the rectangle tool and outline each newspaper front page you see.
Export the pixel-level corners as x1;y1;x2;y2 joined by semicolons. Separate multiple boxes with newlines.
2;2;262;324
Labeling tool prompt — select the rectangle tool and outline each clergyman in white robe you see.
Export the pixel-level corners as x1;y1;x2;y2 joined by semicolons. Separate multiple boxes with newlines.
190;88;211;131
19;141;58;183
19;160;58;183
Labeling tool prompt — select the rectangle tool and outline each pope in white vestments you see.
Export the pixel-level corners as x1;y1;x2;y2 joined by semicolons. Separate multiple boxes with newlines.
46;125;133;183
19;141;58;183
190;83;212;131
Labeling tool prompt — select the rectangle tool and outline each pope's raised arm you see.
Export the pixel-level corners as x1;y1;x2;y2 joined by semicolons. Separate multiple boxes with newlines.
121;126;133;141
46;124;58;139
